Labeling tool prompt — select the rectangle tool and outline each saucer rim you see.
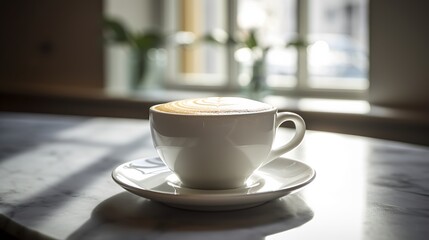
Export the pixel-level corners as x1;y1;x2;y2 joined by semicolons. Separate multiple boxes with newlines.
111;157;316;200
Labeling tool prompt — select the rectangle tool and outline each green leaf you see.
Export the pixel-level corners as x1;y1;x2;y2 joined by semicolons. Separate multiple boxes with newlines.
103;18;130;43
132;31;165;50
286;38;309;48
244;30;258;49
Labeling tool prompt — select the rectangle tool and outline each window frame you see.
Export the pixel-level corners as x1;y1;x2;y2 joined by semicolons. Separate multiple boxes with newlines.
162;0;368;100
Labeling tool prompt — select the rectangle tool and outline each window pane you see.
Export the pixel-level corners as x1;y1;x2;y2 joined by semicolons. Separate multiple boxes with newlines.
171;0;227;86
308;0;369;89
266;47;298;88
237;0;297;88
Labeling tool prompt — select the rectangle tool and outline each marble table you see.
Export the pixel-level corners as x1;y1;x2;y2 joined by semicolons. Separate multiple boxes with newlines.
0;112;428;240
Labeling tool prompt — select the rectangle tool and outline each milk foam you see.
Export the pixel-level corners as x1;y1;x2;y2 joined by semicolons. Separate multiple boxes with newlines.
152;97;275;115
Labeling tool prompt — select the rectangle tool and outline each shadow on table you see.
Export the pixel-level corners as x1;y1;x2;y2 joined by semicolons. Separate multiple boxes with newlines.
68;192;314;240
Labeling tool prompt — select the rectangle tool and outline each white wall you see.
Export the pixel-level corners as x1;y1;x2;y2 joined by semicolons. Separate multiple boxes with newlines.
104;0;156;32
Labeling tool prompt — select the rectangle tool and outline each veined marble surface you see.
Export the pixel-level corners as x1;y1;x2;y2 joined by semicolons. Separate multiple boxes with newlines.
0;112;428;240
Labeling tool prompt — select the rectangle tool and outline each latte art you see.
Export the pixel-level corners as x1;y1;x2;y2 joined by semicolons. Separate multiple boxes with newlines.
152;97;275;115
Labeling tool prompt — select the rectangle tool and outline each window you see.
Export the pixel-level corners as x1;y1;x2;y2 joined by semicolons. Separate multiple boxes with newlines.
237;0;298;89
165;0;228;87
308;0;368;90
104;0;368;98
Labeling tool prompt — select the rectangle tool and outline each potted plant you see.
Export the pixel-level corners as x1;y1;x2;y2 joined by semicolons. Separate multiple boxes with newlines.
203;28;307;98
103;18;166;90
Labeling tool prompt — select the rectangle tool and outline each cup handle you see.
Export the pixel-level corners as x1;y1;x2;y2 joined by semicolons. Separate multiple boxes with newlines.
266;112;306;162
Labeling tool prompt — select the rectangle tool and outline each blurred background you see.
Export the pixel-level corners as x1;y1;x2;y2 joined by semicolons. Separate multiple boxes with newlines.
103;0;368;95
0;0;428;144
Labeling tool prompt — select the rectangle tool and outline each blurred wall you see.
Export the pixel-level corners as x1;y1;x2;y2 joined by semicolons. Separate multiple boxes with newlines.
0;0;103;91
1;0;428;111
104;0;162;32
369;0;429;110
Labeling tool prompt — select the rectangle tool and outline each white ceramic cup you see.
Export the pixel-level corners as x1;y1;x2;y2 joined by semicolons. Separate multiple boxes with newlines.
149;97;305;190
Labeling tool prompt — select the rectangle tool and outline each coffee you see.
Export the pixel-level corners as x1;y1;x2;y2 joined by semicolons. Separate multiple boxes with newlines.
152;97;275;115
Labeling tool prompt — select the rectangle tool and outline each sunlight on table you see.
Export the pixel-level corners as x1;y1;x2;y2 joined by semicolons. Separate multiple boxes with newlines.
268;131;369;240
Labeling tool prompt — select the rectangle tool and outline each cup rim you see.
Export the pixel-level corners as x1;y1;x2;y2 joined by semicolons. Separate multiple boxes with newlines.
150;104;277;117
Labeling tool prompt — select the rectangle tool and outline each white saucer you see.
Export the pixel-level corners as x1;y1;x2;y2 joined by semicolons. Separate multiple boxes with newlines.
112;157;316;211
